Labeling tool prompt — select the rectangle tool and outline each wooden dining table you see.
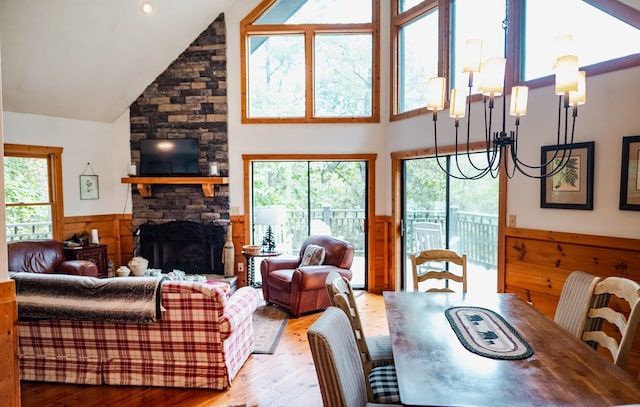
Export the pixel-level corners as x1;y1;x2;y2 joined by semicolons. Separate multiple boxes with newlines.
383;291;640;407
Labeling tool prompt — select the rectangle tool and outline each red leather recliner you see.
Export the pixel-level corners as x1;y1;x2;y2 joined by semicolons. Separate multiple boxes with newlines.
8;239;98;277
260;235;354;317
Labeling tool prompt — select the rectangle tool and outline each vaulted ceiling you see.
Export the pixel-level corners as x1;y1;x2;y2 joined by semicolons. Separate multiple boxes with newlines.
0;0;237;123
1;0;639;124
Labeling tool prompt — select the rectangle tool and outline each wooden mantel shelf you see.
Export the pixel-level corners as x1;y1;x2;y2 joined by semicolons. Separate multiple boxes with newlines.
121;177;229;197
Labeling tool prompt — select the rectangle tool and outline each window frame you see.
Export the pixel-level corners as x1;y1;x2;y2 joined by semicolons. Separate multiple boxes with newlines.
240;0;381;124
390;0;640;122
4;144;65;241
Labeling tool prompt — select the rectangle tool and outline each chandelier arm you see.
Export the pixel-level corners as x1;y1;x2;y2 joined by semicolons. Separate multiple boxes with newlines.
454;122;486;179
464;88;490;174
433;117;474;180
513;94;573;171
563;97;570;146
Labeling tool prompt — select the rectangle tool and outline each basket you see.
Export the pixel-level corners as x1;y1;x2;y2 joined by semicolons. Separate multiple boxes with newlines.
243;245;261;254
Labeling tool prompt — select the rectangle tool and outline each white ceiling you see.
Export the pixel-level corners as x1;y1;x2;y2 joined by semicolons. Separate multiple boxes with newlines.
0;0;237;123
1;0;638;124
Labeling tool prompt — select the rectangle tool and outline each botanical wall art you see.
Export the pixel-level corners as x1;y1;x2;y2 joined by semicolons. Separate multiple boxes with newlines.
619;135;640;211
540;142;594;210
80;162;99;200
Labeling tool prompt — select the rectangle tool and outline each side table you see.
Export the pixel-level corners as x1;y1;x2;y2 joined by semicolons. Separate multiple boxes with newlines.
241;251;281;288
63;244;108;278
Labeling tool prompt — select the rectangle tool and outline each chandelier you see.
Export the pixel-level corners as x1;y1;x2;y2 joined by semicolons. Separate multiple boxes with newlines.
426;2;586;180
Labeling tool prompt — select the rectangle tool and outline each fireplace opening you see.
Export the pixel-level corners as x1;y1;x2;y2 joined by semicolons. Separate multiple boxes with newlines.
138;221;226;275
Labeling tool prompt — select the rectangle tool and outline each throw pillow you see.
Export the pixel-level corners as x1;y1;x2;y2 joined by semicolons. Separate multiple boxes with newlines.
299;244;326;267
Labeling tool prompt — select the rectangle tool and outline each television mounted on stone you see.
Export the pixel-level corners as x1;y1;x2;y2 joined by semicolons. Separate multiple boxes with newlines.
139;138;199;176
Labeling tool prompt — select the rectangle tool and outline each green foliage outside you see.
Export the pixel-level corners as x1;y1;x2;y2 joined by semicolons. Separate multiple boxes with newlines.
404;155;499;214
252;161;365;212
252;161;366;250
4;156;52;239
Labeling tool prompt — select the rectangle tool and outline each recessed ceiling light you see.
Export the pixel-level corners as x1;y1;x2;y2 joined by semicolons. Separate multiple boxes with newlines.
140;1;154;15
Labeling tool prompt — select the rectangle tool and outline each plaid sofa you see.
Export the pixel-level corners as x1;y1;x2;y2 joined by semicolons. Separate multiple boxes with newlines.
17;281;260;389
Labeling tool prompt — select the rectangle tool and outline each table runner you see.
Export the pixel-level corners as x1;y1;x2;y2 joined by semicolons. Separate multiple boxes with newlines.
445;306;534;360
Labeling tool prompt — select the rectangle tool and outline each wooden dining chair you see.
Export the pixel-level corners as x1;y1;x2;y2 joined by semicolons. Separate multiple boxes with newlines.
326;272;394;373
410;249;467;293
307;307;401;406
581;276;640;369
554;270;602;338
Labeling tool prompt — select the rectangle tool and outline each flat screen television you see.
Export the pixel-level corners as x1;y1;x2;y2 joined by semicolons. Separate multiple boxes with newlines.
139;139;200;176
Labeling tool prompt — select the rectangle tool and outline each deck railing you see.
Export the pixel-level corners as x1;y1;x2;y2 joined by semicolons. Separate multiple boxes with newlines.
6;222;53;242
253;207;497;268
10;209;496;267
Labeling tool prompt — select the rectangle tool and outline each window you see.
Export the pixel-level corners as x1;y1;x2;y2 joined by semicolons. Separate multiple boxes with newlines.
398;9;439;113
241;0;380;123
402;153;499;292
391;0;640;120
523;0;640;81
391;0;439;119
4;144;64;242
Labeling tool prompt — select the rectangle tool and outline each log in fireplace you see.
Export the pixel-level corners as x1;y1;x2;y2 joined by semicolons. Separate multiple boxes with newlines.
138;221;226;275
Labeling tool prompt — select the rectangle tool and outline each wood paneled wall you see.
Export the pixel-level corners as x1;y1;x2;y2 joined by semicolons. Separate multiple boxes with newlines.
370;215;394;293
0;280;19;407
505;227;640;376
63;214;133;269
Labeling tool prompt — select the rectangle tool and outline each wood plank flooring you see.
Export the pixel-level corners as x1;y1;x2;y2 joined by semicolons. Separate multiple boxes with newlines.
20;291;389;407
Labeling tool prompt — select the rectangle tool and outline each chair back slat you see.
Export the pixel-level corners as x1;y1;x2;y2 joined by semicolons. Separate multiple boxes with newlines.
581;276;640;369
410;249;467;293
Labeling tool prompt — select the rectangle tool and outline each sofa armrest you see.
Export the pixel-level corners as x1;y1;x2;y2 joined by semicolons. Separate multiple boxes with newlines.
261;257;301;274
56;260;99;277
294;265;352;290
220;286;260;340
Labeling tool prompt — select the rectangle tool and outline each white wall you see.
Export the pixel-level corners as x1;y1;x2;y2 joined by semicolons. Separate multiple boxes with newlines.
2;110;131;217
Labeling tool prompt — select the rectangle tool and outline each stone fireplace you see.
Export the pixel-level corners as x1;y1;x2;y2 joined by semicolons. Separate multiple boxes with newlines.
139;221;225;275
127;13;230;259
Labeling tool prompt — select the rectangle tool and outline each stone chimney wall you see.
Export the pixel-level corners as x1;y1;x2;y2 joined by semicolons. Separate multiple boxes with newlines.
128;14;229;232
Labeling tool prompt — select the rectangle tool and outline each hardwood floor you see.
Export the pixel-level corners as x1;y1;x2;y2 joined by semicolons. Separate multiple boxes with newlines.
20;291;389;407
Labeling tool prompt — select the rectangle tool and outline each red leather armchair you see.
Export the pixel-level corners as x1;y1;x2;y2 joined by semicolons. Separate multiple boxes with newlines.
260;235;354;317
8;239;98;277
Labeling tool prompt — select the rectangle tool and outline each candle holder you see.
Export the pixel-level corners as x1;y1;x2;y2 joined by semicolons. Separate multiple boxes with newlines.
208;162;219;176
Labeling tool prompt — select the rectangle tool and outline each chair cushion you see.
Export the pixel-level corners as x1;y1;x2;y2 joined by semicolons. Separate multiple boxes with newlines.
300;244;326;267
368;364;400;403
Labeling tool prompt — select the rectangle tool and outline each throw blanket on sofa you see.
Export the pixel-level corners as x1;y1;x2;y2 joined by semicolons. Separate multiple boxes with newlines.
11;272;165;323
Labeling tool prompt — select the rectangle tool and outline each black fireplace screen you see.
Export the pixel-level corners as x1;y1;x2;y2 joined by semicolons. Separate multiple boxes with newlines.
139;221;226;274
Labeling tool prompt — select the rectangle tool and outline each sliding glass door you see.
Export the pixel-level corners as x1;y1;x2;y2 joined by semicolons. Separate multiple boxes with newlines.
402;154;498;293
251;160;368;288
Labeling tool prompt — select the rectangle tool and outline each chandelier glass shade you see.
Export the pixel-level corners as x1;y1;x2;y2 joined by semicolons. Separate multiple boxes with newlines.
426;5;586;180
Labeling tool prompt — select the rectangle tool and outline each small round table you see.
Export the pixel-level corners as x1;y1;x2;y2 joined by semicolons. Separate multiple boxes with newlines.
241;250;282;287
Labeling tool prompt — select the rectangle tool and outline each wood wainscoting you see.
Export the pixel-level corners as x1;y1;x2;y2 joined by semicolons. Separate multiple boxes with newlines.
0;280;19;407
505;227;640;376
63;214;133;270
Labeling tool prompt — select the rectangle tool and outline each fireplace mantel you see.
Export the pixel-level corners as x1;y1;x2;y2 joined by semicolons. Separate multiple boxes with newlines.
121;176;229;197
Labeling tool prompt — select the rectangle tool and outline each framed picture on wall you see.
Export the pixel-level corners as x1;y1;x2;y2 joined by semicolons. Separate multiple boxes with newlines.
540;141;594;210
619;135;640;211
80;174;99;200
